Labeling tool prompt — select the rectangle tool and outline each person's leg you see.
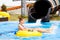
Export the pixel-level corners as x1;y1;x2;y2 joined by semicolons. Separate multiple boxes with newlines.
33;28;50;33
33;25;57;33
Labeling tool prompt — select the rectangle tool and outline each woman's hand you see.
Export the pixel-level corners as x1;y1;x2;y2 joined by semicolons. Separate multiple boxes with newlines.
25;28;34;32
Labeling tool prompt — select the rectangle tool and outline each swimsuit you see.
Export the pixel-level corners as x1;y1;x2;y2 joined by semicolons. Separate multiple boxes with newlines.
19;24;25;30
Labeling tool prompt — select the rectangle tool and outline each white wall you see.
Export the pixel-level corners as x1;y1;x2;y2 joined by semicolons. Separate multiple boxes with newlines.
0;0;21;6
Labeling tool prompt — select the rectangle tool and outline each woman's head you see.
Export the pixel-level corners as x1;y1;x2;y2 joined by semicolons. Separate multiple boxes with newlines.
19;17;25;24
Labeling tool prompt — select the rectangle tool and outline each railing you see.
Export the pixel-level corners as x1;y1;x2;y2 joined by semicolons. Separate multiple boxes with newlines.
0;4;34;11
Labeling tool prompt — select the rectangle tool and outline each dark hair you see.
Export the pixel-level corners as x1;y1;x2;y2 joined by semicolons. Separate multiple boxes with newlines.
19;18;24;21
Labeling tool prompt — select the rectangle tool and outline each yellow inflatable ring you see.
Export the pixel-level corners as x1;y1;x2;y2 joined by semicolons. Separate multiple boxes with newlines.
16;30;42;37
0;12;10;20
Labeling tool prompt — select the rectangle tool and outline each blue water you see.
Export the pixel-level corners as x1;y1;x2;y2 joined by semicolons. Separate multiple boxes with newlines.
0;21;60;40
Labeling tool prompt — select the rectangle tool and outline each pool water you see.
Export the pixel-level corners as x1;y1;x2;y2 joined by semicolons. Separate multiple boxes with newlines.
0;21;60;40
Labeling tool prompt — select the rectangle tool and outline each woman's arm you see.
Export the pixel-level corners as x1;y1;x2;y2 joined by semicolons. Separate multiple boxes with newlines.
18;24;34;31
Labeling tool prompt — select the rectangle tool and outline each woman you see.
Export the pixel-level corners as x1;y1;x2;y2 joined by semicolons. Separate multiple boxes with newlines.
18;17;56;33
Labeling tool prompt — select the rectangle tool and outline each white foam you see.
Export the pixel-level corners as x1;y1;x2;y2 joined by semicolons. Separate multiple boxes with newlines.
36;19;41;23
36;19;42;25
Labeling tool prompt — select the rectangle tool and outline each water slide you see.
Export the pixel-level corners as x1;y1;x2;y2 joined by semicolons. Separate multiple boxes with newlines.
28;0;60;23
28;0;52;23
